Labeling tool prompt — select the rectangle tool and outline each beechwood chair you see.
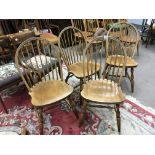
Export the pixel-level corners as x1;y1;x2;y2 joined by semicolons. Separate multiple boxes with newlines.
80;36;127;134
107;22;139;92
58;26;101;91
15;37;79;135
71;19;101;43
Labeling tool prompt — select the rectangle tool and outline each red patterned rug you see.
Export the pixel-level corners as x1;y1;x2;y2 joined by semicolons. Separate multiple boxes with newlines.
0;86;100;135
0;85;155;135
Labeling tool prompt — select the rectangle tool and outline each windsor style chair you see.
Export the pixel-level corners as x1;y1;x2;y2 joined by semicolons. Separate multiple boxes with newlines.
107;22;139;92
58;26;100;91
71;19;101;42
80;36;127;134
15;37;79;134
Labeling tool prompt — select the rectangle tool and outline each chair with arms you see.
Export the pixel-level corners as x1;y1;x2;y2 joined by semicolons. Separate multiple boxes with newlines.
15;37;79;135
107;22;139;92
80;36;127;134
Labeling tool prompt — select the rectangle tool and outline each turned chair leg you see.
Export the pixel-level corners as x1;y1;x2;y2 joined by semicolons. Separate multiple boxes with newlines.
65;73;70;83
65;98;79;119
115;104;121;134
0;96;8;113
97;71;100;79
79;99;87;127
35;107;43;135
79;79;84;106
130;67;134;93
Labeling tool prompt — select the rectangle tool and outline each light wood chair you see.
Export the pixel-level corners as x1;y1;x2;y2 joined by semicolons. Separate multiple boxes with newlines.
58;26;100;91
107;22;139;92
40;33;59;45
80;36;127;134
71;19;93;39
71;19;101;43
15;37;79;135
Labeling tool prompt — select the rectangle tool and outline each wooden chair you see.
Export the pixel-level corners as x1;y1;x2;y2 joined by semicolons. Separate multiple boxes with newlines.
40;33;59;45
35;19;59;45
0;36;15;64
80;36;127;134
107;22;139;92
71;19;101;42
15;37;79;135
58;26;100;91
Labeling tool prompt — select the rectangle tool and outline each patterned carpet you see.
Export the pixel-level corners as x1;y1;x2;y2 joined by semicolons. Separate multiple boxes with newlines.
0;69;155;135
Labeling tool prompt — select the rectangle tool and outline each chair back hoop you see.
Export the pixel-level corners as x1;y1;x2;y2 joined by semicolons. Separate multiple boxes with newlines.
15;37;62;92
83;35;127;85
107;22;139;57
58;26;86;70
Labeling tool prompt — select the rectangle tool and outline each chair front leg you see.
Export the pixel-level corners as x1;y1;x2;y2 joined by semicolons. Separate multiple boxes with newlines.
65;72;72;83
0;96;8;113
130;67;134;93
35;107;43;135
79;78;84;106
115;104;121;134
79;99;87;127
65;98;79;119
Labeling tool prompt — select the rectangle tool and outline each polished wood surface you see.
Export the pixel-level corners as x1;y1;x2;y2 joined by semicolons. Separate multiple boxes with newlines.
69;61;100;78
79;36;126;134
71;19;100;42
107;22;139;57
29;80;73;106
40;33;58;44
81;79;125;103
107;22;139;92
15;37;79;134
106;55;138;67
74;31;93;38
58;26;87;88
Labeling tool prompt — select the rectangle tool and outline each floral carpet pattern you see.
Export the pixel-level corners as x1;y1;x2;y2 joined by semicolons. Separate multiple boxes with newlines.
0;68;155;134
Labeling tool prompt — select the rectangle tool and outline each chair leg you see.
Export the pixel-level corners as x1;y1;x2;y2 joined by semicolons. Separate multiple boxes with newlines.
79;99;87;127
130;67;134;93
97;71;100;79
80;78;84;92
65;98;79;119
137;41;140;56
0;96;8;113
79;79;84;106
115;104;121;134
35;107;43;135
65;72;71;83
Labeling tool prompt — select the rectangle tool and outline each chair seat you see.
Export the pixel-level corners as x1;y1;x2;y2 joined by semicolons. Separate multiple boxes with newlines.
75;31;93;38
40;33;58;44
29;80;73;106
86;36;103;44
120;36;138;43
106;55;138;67
69;61;100;78
81;79;125;103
